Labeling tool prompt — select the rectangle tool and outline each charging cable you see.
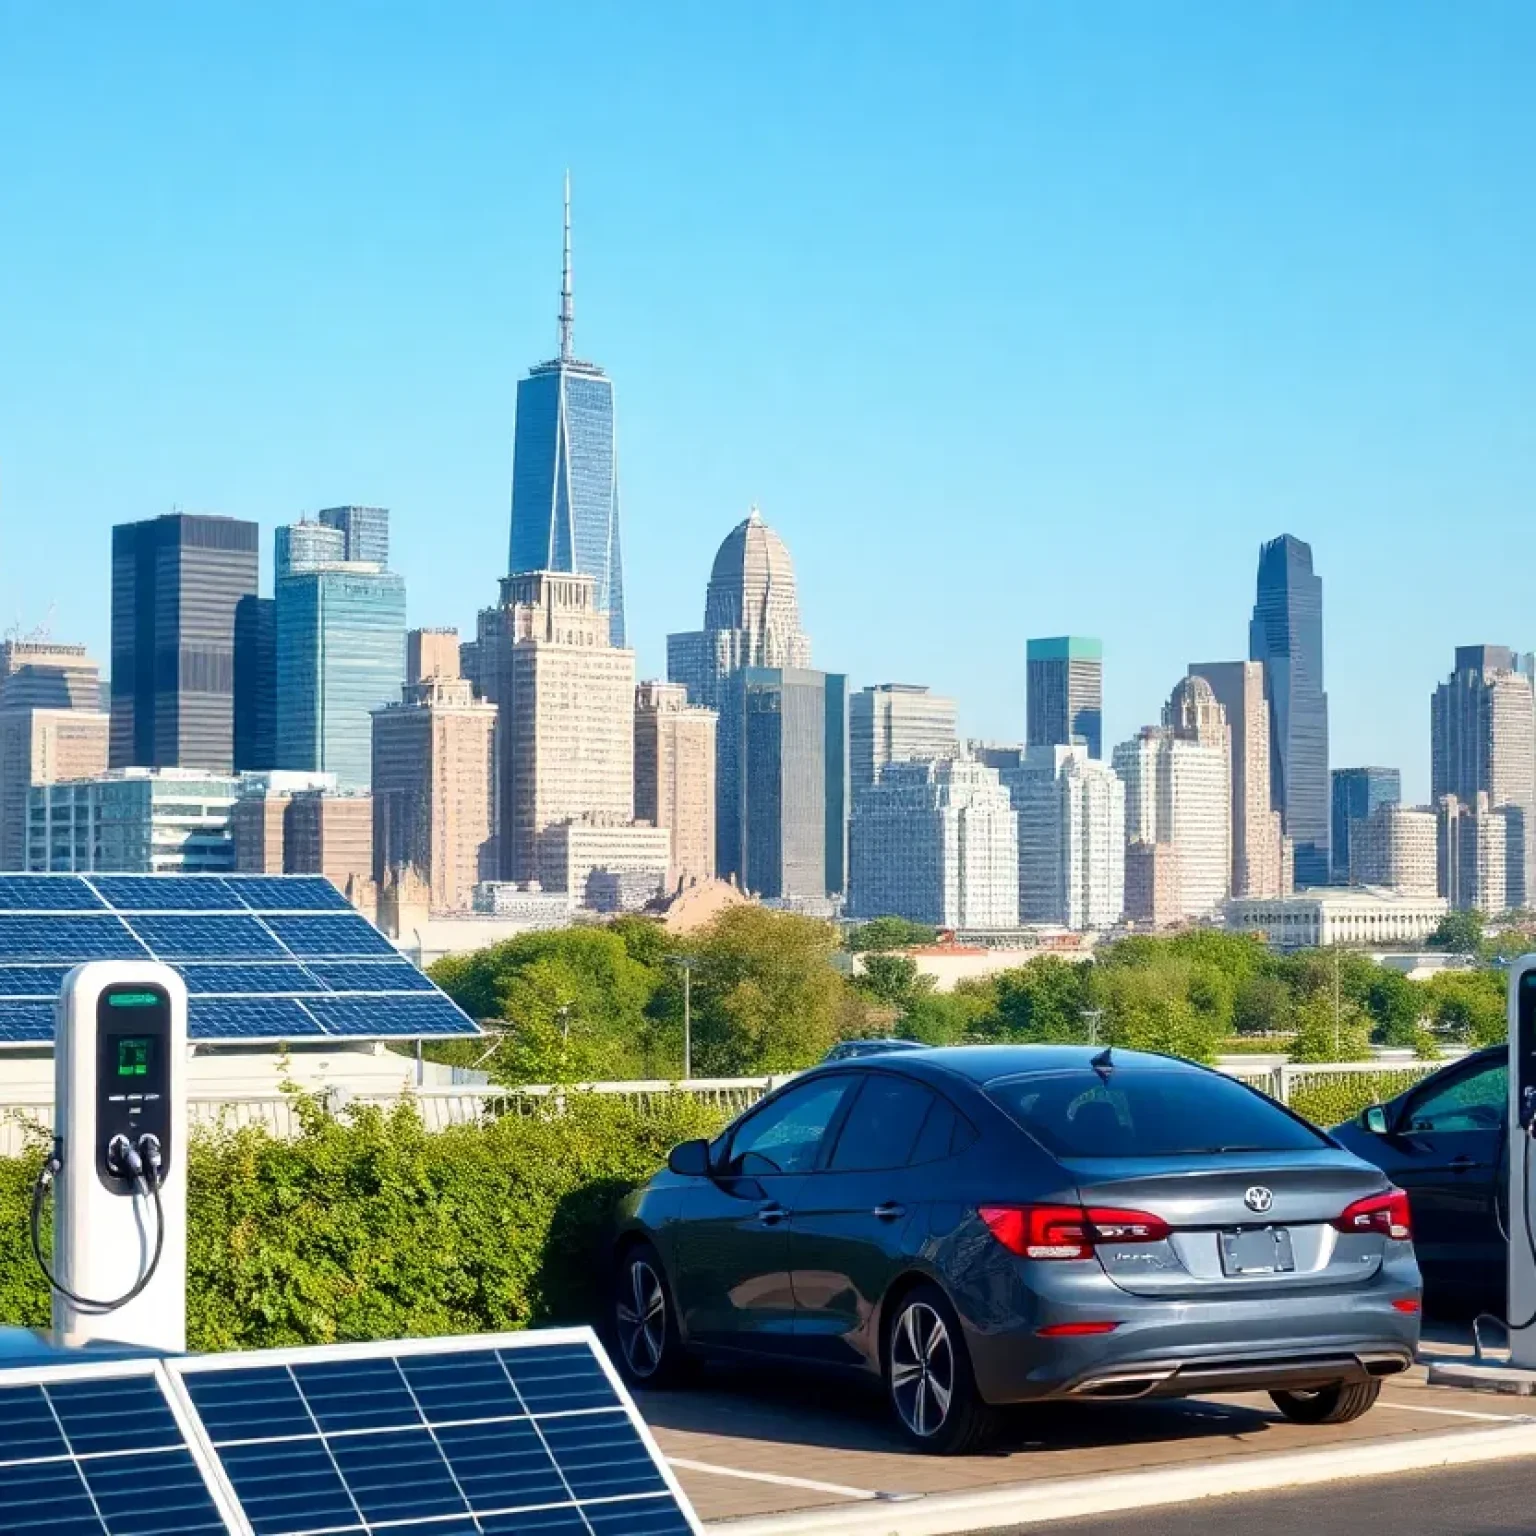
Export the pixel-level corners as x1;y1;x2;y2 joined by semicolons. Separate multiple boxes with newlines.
30;1133;167;1315
1477;1119;1536;1354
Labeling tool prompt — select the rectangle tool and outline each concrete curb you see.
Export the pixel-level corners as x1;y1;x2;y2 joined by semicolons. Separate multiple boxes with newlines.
706;1421;1536;1535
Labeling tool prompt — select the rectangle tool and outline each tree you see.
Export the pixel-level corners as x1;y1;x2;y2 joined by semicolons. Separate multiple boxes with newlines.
988;956;1091;1043
1428;910;1486;956
1090;961;1220;1062
1424;968;1507;1046
846;917;940;953
856;953;934;1011
1231;973;1293;1036
1362;969;1424;1048
897;991;979;1045
1288;992;1372;1063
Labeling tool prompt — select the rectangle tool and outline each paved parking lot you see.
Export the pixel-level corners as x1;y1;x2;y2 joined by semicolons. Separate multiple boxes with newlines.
637;1350;1535;1527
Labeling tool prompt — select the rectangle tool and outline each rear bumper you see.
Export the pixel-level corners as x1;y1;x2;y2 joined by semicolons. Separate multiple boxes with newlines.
1063;1347;1412;1401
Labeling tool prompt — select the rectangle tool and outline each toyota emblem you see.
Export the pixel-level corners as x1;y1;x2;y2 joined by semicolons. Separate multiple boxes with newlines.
1244;1186;1274;1214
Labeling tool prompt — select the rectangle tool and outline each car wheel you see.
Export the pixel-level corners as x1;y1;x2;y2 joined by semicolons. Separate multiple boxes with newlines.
1270;1379;1382;1424
613;1242;688;1390
884;1283;999;1455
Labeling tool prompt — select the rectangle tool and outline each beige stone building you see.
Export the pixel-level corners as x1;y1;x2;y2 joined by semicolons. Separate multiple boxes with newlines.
477;571;635;882
1350;803;1438;895
407;628;462;686
372;673;497;912
287;790;374;896
634;681;717;891
1124;840;1182;928
535;816;671;907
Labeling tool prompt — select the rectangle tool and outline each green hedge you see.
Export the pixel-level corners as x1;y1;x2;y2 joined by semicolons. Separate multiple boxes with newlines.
1286;1069;1436;1130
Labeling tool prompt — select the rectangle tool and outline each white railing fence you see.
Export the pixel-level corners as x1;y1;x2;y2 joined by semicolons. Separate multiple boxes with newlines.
0;1060;1449;1155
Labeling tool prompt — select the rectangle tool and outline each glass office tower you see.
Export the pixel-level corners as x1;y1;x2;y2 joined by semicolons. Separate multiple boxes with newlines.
1250;534;1330;887
506;179;625;646
1330;766;1401;884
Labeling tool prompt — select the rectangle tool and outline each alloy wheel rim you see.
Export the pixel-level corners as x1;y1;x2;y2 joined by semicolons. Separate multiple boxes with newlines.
890;1301;954;1438
616;1260;667;1378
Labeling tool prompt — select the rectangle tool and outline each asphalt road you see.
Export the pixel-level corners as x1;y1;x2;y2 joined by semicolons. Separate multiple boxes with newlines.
1031;1459;1536;1535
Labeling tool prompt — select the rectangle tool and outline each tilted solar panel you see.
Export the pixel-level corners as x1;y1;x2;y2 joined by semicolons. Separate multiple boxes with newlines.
307;960;437;993
168;1330;702;1536
132;915;288;961
227;876;352;912
263;914;399;958
0;966;68;997
0;1361;230;1535
0;1000;54;1043
85;876;239;912
0;916;145;962
177;963;322;995
0;876;102;912
187;998;326;1041
305;995;475;1037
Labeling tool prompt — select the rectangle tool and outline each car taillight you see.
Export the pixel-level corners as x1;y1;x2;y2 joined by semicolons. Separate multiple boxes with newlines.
1332;1189;1411;1242
979;1204;1171;1260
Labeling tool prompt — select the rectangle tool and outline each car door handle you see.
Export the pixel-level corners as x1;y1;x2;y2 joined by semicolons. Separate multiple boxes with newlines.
1449;1156;1483;1171
873;1202;906;1221
756;1202;789;1225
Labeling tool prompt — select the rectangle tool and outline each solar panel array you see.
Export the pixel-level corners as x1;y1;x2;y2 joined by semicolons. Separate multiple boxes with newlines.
0;875;478;1047
0;1331;701;1536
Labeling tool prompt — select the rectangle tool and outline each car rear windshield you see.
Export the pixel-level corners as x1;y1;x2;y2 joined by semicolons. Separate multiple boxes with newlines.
986;1069;1326;1159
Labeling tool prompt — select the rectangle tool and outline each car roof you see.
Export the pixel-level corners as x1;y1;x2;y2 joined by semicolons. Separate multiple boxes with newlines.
810;1042;1200;1087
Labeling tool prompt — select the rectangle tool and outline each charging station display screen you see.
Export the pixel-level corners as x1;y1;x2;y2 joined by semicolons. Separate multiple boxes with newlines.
94;984;173;1190
110;1036;154;1082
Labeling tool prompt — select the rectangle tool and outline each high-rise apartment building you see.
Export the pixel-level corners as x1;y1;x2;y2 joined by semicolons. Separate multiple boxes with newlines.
371;671;497;913
1438;792;1523;914
110;513;259;772
1350;803;1438;895
1125;841;1182;929
1250;534;1329;886
849;756;1017;927
1431;644;1536;908
1003;745;1125;931
737;666;848;901
1027;637;1103;759
319;506;390;567
0;641;109;871
286;790;374;897
476;570;635;883
1188;660;1286;898
275;515;406;793
849;685;959;800
668;506;813;881
233;595;277;772
1330;767;1401;884
407;629;461;687
634;681;717;891
506;179;624;647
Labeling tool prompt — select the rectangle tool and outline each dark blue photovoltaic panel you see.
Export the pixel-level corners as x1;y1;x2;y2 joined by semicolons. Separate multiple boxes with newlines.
0;915;144;961
0;1370;227;1535
86;876;239;912
176;1336;697;1536
264;914;398;958
0;876;102;911
0;1001;53;1041
0;965;68;997
306;995;474;1038
188;997;325;1040
132;915;287;960
177;963;321;995
228;876;352;912
308;960;436;993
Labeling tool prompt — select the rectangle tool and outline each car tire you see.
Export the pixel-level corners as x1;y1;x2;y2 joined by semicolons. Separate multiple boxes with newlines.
883;1282;1000;1455
612;1241;689;1390
1269;1378;1382;1424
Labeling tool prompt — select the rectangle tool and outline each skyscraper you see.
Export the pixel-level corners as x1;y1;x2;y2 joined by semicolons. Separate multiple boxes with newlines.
1438;792;1523;914
668;506;813;880
634;681;717;892
274;514;406;793
1350;803;1437;895
1027;637;1103;759
1187;660;1287;898
233;595;276;771
849;756;1018;927
1250;535;1329;886
1431;644;1536;908
1330;766;1401;884
738;666;848;901
319;506;390;566
506;177;624;646
476;571;635;882
110;513;259;771
849;684;959;800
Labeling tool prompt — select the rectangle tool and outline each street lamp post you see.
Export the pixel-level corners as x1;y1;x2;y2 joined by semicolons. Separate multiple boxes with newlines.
1081;1009;1103;1046
669;956;696;1081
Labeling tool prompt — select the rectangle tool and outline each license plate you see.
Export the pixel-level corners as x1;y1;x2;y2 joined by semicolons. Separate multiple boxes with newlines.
1220;1226;1296;1276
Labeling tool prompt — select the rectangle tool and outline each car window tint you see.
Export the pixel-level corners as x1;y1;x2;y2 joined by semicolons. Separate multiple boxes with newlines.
830;1076;937;1171
987;1069;1325;1158
949;1111;978;1157
910;1097;957;1165
727;1078;850;1176
1406;1062;1507;1133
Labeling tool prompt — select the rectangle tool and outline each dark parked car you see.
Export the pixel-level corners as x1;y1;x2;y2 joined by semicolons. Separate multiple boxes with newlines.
822;1038;929;1063
1331;1046;1506;1313
611;1045;1421;1453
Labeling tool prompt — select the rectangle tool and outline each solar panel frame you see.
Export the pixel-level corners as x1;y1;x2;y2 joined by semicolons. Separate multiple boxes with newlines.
163;1327;704;1536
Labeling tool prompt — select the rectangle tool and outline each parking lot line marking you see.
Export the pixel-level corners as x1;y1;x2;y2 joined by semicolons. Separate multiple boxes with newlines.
667;1457;881;1501
1375;1401;1532;1423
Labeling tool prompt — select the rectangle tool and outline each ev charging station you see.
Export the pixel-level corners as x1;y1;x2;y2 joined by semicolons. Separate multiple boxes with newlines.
1506;955;1536;1368
33;962;187;1354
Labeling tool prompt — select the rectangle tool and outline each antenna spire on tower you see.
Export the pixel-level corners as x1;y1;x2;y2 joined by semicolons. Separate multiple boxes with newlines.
559;170;574;362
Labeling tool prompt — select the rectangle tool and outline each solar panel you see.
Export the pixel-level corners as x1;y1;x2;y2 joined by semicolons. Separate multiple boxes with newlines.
306;994;476;1038
85;876;244;912
0;965;68;997
188;998;326;1040
264;914;399;958
133;916;288;961
0;875;103;912
0;915;145;961
168;1330;702;1536
307;960;437;993
0;1360;231;1535
0;1000;54;1042
227;876;352;912
177;963;322;995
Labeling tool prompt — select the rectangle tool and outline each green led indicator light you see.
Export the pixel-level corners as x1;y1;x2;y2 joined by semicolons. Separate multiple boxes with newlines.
107;992;159;1008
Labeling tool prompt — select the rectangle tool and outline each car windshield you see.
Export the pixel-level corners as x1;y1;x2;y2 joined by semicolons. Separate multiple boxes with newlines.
987;1068;1327;1159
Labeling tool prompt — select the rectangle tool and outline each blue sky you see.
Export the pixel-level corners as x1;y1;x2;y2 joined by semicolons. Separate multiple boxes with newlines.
1;3;1532;802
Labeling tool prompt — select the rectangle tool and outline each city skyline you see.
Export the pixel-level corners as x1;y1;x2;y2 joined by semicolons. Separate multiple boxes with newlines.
3;7;1533;801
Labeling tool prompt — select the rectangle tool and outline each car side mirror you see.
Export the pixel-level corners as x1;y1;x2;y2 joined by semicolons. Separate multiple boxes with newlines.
1363;1106;1390;1136
668;1138;712;1178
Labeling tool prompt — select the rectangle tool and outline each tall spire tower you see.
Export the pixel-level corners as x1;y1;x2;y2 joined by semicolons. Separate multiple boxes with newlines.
504;175;625;647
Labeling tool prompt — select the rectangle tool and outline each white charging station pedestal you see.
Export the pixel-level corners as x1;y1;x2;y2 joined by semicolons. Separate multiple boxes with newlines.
50;961;187;1354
